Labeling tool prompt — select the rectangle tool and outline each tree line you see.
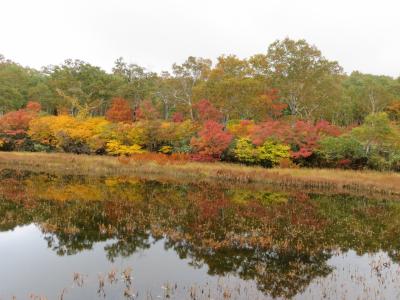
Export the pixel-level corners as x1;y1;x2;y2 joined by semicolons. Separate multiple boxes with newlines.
1;38;400;170
2;38;399;124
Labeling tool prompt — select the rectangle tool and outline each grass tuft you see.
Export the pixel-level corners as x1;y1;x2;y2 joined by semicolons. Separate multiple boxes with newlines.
0;152;399;198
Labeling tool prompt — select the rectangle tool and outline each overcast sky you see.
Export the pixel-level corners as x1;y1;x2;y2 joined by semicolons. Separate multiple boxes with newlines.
1;0;399;77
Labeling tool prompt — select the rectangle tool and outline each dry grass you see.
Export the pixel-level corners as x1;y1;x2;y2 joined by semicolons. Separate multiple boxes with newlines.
0;151;399;198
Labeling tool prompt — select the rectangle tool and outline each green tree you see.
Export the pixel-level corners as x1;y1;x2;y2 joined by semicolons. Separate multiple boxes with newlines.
45;59;120;115
266;38;343;120
172;56;212;120
351;112;399;156
325;112;400;170
202;55;266;121
112;57;159;110
318;136;366;168
0;56;32;114
341;72;400;125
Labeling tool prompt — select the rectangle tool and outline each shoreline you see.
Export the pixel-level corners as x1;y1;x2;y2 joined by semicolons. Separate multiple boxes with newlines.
1;151;399;198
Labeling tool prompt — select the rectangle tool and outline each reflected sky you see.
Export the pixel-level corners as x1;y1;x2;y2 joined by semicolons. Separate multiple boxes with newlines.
0;225;260;299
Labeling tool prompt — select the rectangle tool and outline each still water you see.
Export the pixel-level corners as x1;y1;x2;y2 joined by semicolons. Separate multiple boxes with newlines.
0;169;400;299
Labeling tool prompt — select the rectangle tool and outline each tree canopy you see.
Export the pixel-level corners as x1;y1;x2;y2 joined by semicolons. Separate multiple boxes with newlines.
1;38;398;126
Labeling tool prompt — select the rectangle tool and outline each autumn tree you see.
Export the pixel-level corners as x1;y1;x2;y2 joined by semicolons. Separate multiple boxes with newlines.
105;98;133;123
26;101;42;113
0;101;41;151
233;137;290;167
0;110;33;135
194;99;223;122
0;101;41;134
386;101;400;122
28;115;111;154
191;120;233;160
227;120;255;138
250;120;340;161
172;112;184;123
202;55;265;120
135;100;160;121
257;89;287;119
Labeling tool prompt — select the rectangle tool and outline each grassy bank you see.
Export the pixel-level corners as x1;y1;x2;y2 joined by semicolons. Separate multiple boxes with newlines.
0;152;399;198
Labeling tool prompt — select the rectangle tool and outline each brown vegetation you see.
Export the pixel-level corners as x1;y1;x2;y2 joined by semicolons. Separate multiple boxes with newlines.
0;152;399;198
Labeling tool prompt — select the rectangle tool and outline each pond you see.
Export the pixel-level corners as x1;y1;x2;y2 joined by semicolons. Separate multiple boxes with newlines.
0;169;400;299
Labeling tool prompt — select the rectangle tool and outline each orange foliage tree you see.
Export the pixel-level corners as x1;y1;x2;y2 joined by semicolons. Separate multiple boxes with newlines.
135;100;160;121
0;101;41;135
194;99;223;122
191;120;233;160
105;98;132;123
0;101;41;150
259;89;288;119
26;101;42;113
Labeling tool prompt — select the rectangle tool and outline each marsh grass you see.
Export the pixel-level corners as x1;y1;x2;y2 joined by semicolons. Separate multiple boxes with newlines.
0;152;399;198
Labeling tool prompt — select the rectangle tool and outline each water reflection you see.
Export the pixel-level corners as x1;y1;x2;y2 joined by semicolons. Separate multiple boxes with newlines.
1;169;400;299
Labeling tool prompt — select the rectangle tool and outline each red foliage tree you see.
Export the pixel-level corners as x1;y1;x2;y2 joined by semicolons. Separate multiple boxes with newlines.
288;120;341;159
105;98;133;123
250;120;341;159
172;112;184;123
194;99;223;122
0;111;32;135
251;121;283;146
191;120;233;160
0;102;42;150
260;89;288;119
26;101;42;113
135;100;160;121
0;102;41;135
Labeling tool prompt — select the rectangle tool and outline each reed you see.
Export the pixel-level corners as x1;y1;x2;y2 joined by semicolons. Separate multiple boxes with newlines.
0;152;399;197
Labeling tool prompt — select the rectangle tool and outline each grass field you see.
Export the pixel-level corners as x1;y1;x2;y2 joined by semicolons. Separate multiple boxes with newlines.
1;151;399;198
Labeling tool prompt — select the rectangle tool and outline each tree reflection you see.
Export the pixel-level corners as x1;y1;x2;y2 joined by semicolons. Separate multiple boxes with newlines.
1;169;400;298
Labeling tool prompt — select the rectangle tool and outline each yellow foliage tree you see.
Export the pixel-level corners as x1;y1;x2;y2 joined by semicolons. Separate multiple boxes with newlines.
29;115;112;153
106;140;145;156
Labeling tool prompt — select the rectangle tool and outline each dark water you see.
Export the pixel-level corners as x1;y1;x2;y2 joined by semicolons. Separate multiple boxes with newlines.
1;170;400;299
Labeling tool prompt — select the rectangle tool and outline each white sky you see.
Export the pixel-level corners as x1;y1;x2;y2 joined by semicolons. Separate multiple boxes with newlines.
0;0;399;77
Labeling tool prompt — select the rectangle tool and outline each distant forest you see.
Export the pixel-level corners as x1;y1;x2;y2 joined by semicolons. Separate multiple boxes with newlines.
1;38;400;171
1;38;399;125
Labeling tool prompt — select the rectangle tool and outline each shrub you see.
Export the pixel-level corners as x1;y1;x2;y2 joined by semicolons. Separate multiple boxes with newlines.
190;121;233;160
159;145;173;154
257;140;290;167
233;137;290;167
318;135;366;168
194;99;223;122
233;138;258;164
250;120;340;163
28;116;111;154
106;140;145;156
